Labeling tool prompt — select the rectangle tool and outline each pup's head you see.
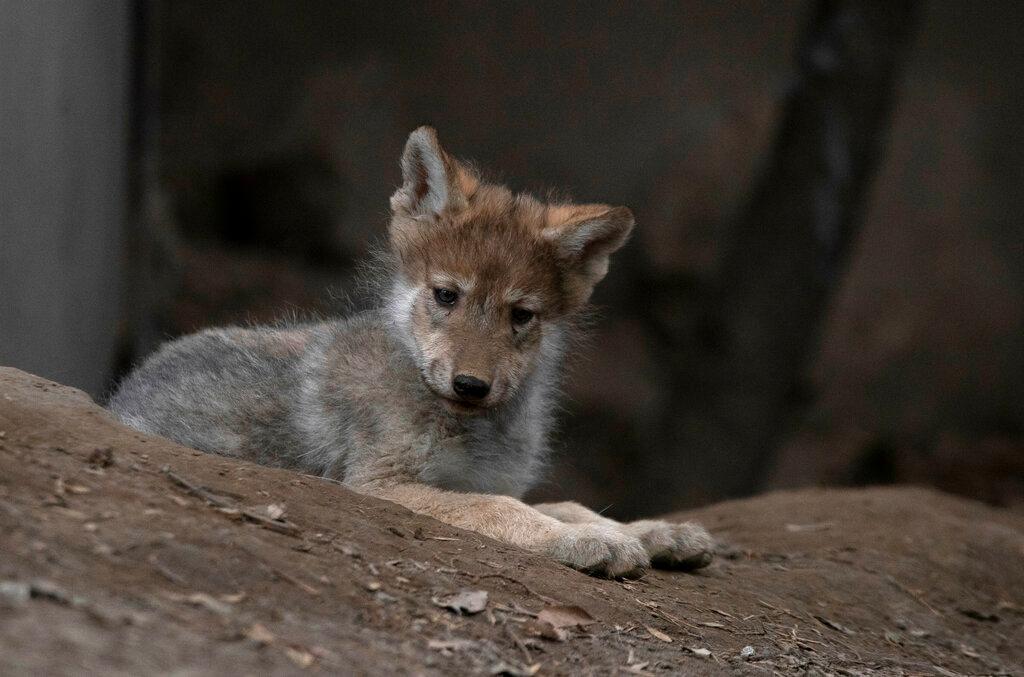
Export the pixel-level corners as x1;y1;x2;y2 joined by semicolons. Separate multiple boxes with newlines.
387;127;634;415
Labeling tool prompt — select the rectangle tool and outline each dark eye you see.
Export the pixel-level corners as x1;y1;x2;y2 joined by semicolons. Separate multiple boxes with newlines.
511;307;535;326
434;287;458;306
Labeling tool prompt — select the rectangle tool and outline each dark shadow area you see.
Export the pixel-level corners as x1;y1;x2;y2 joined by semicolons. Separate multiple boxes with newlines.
3;0;1021;518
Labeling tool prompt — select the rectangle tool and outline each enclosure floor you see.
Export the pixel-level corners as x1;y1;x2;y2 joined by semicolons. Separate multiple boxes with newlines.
1;367;1021;676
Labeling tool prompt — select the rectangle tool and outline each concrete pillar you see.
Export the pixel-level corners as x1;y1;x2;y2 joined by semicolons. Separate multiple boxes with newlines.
0;1;130;398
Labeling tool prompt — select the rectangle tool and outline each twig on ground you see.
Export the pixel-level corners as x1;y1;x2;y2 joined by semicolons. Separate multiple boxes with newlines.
163;468;230;507
886;574;941;616
758;598;803;621
257;560;321;596
505;624;533;664
462;572;560;606
148;554;188;586
162;467;301;537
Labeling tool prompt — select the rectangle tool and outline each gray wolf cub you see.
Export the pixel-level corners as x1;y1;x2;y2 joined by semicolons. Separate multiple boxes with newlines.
109;127;714;577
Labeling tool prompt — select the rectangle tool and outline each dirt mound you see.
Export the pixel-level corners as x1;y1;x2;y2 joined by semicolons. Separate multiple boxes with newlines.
1;366;1021;675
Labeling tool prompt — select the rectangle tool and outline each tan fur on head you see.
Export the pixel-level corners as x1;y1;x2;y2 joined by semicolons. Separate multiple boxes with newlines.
386;127;634;413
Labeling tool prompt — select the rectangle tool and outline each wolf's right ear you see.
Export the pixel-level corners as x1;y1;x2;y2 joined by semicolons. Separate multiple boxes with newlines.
390;127;478;220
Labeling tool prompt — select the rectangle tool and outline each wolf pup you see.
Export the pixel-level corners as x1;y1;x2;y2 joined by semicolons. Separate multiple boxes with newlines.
109;127;714;577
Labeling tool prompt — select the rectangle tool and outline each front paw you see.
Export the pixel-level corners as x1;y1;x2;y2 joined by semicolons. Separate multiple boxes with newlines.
544;523;648;578
625;520;715;570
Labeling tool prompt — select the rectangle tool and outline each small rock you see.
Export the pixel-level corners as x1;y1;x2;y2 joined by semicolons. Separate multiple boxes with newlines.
0;581;30;608
245;623;275;646
87;447;114;468
432;589;488;615
285;646;316;668
740;645;755;659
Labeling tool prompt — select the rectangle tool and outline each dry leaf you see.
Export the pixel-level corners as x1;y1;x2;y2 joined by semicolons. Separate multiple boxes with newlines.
785;522;832;532
285;646;316;668
530;621;568;642
52;507;88;520
427;639;477;652
245;623;275;645
52;476;96;497
530;604;595;642
332;542;360;558
166;592;232;615
432;589;488;615
489;661;541;676
537;605;595;629
644;625;672;643
689;647;711;658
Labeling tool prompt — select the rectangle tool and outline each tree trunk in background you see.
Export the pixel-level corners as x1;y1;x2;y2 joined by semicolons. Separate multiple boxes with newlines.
640;1;921;505
121;0;182;379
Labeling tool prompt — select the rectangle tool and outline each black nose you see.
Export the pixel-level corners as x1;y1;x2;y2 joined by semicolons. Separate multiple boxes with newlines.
452;375;490;400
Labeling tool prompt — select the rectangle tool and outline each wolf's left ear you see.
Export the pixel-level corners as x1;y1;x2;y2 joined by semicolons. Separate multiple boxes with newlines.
390;126;479;219
542;204;635;308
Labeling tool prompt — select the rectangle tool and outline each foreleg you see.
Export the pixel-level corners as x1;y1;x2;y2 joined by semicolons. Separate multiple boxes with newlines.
360;484;648;578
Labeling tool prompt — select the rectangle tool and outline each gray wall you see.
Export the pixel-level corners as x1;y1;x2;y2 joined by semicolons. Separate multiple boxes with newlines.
0;1;129;397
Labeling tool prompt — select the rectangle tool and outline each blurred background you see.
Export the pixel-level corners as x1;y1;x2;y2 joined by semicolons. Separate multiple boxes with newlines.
1;1;1021;518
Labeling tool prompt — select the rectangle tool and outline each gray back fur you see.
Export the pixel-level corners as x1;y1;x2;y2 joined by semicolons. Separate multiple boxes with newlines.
108;292;567;498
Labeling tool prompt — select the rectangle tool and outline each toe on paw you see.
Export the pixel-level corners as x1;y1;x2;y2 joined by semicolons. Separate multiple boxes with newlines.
651;523;716;571
654;548;714;571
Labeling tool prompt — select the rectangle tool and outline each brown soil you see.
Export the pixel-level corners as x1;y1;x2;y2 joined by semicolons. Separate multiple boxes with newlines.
1;367;1021;676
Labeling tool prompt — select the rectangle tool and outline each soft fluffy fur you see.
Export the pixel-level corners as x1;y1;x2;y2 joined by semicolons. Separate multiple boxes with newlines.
109;127;714;577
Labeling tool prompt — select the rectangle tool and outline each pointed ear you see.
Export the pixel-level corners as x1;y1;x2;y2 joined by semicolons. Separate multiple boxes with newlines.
389;126;479;218
542;204;635;308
